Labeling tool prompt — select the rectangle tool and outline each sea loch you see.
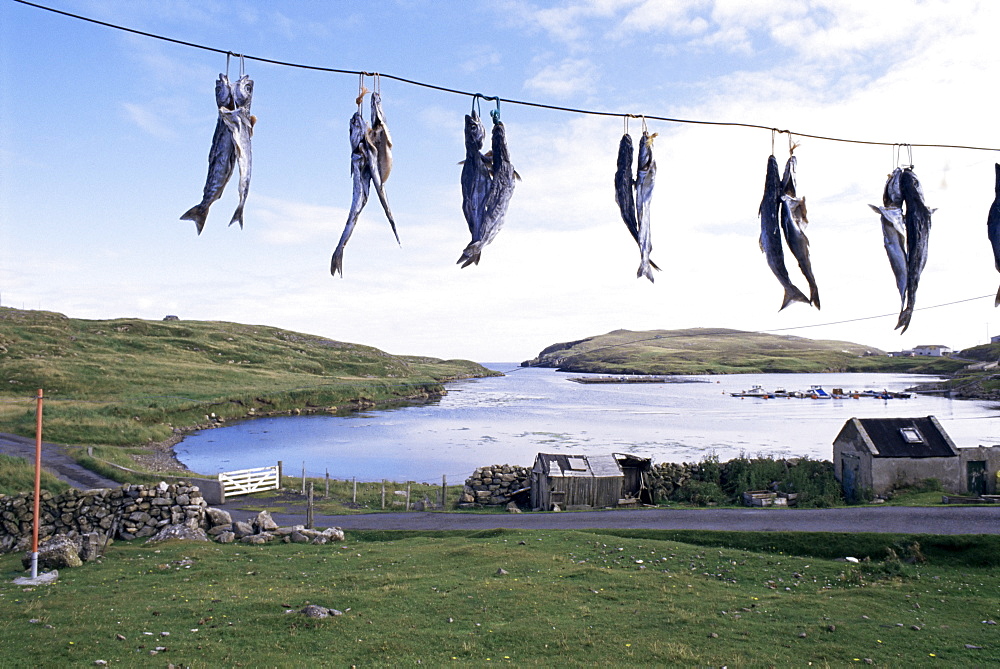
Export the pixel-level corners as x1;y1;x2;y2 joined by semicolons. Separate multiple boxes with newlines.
176;366;1000;483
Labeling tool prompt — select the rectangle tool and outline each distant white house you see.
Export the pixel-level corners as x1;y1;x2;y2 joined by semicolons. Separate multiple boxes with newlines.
912;344;951;357
991;335;1000;344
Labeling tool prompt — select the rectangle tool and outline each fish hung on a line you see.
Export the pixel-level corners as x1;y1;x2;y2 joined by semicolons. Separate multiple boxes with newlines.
986;163;1000;306
778;153;820;309
613;129;660;282
759;154;810;311
457;106;516;268
180;72;256;234
331;90;399;278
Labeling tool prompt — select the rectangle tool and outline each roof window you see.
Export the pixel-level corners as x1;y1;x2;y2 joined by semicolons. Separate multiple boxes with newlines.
899;427;924;444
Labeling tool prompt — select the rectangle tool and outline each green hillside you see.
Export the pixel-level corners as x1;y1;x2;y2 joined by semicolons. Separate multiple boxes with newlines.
0;308;496;446
522;327;966;375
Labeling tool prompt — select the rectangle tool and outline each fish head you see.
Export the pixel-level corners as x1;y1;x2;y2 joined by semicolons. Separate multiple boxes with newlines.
349;112;367;147
232;75;254;109
215;74;234;109
465;113;485;149
781;156;798;195
883;167;903;207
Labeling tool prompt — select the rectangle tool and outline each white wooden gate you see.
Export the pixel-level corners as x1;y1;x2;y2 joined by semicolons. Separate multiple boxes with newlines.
219;465;280;499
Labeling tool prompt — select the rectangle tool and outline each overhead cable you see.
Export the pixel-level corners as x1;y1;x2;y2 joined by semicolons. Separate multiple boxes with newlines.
11;0;1000;153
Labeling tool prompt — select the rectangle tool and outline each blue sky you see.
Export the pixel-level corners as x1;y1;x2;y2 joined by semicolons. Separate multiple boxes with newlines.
3;0;1000;361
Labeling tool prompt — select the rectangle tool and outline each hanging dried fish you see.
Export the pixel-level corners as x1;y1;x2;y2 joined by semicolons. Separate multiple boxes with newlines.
895;167;934;333
987;164;1000;306
760;155;809;310
458;110;515;267
779;155;819;309
180;74;238;234
870;168;907;309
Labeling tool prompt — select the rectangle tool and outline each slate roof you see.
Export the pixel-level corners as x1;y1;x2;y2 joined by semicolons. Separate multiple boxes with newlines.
856;417;957;458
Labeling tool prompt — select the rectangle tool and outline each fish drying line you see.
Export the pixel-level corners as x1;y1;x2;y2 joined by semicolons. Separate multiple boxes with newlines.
13;0;1000;154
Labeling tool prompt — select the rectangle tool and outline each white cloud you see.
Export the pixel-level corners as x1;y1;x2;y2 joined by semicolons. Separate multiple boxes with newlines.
523;58;598;98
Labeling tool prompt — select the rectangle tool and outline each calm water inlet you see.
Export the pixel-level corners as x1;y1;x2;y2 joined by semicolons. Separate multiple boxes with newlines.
175;366;1000;483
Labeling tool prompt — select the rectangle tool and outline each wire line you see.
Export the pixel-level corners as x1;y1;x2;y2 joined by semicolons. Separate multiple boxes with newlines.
11;0;1000;153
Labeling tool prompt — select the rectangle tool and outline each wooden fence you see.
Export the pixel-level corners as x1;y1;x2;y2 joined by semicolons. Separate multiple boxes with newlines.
218;464;281;500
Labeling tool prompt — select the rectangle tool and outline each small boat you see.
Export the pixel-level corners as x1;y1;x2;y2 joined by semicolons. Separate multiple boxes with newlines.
730;385;773;398
805;385;831;399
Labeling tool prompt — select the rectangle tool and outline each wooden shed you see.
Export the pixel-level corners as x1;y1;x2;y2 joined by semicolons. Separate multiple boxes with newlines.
530;453;652;511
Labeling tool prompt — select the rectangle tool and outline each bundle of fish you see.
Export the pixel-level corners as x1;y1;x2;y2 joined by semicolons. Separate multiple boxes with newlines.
868;166;934;333
759;154;818;310
331;92;399;277
181;73;255;234
614;132;660;282
458;111;516;268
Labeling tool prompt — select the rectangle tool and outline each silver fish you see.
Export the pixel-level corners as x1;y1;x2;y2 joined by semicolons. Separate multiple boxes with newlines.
368;92;393;182
614;134;660;279
779;155;819;309
895;167;933;333
331;113;372;277
358;109;398;244
180;74;237;234
760;155;809;310
869;168;907;307
459;118;515;267
222;73;254;229
634;131;658;282
460;112;490;251
987;164;1000;306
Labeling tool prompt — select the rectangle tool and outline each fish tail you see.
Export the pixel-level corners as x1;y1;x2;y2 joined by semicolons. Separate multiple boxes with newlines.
779;285;810;311
637;260;655;283
809;284;821;310
179;205;208;235
996;284;1000;307
330;249;345;277
895;306;913;333
229;205;245;229
457;241;482;268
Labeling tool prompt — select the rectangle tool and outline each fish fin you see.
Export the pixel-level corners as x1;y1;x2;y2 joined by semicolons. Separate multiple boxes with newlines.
229;205;245;229
995;284;1000;307
331;250;344;277
895;307;912;333
458;241;482;268
180;205;208;235
778;285;810;311
637;262;655;283
649;259;661;272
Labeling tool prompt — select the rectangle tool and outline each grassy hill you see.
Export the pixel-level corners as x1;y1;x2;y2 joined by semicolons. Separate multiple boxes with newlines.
522;328;966;375
0;308;496;447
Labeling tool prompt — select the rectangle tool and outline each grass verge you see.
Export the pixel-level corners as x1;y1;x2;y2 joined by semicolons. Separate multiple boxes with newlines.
1;530;996;666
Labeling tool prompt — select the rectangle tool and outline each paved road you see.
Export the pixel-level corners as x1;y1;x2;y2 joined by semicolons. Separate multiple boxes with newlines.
4;431;997;535
219;504;1000;535
0;432;120;490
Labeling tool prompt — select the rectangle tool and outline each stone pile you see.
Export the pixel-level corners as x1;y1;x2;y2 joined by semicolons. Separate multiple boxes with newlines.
459;464;531;507
202;509;345;545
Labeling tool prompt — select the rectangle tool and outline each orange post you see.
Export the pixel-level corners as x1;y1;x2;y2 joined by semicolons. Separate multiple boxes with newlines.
30;388;43;578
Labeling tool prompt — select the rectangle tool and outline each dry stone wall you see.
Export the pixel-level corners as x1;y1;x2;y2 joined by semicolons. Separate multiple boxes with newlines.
460;464;531;507
0;481;206;554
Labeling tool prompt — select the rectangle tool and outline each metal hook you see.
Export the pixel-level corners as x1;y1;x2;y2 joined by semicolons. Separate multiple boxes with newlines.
771;129;776;156
225;52;231;78
490;99;501;124
239;54;245;78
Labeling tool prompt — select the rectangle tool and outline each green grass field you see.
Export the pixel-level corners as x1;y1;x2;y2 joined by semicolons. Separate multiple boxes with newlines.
523;328;968;375
0;308;496;448
1;530;996;666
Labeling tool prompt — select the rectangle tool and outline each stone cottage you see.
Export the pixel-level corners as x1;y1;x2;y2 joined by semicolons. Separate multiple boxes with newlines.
832;415;1000;499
